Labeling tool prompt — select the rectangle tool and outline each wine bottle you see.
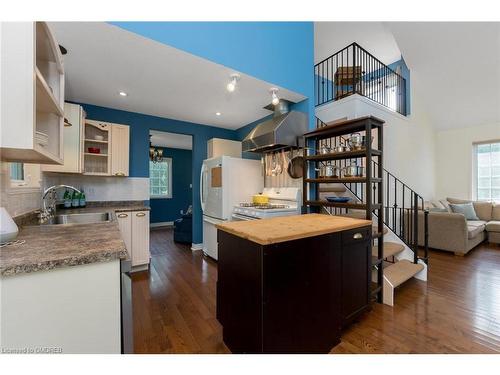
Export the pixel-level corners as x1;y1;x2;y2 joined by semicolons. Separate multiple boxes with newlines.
79;189;86;207
71;190;80;207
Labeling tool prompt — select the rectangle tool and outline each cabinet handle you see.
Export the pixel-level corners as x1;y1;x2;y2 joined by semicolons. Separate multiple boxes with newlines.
353;232;363;240
117;213;128;218
136;212;146;217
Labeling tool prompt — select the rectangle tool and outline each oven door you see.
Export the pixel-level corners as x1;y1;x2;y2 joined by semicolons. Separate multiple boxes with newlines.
231;213;259;221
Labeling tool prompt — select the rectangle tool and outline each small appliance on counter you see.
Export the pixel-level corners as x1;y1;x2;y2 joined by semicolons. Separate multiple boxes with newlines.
0;207;19;244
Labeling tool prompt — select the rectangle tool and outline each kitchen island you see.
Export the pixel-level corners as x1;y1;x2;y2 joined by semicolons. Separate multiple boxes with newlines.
216;213;372;354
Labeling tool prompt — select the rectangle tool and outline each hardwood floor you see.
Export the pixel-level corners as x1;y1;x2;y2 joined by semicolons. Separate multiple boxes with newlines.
132;228;500;353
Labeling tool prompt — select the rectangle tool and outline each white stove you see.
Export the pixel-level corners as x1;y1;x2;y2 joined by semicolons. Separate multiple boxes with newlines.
232;187;301;221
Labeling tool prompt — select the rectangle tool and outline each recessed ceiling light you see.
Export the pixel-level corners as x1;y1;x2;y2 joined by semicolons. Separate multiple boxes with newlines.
119;91;128;97
216;112;221;116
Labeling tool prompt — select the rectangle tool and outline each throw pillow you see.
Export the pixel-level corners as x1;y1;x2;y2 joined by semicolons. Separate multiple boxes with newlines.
439;199;452;212
428;207;448;213
449;203;480;221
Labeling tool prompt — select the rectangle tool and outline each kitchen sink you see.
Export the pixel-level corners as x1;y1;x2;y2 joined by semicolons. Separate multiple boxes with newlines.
44;212;113;225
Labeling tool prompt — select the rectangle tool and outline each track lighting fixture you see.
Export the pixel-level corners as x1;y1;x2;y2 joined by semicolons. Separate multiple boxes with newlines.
270;87;280;106
226;74;240;92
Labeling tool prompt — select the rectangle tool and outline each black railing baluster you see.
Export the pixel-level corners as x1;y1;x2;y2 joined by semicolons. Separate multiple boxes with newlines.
314;43;407;114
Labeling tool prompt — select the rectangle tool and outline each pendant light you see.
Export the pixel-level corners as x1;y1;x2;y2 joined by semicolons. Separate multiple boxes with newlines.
149;135;164;163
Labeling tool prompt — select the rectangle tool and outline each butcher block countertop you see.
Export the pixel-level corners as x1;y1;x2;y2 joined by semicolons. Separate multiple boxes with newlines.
216;213;372;245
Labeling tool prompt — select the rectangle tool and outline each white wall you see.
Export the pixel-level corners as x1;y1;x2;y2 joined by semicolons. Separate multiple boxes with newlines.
434;123;500;200
316;80;436;200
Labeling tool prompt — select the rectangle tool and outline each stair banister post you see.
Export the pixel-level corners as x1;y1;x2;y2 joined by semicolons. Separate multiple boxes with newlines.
424;208;429;264
413;193;419;264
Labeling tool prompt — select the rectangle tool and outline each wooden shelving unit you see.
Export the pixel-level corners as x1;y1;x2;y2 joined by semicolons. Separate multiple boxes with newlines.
302;116;385;303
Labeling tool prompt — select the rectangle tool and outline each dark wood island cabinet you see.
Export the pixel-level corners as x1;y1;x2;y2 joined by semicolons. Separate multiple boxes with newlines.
216;214;372;354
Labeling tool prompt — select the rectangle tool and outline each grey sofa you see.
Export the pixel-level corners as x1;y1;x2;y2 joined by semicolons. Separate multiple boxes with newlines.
416;198;500;256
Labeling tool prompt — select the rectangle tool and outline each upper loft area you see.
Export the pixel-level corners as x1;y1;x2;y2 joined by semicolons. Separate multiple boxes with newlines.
314;42;408;116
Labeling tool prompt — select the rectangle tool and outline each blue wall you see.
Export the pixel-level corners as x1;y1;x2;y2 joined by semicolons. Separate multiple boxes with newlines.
112;22;313;97
112;22;316;131
388;57;411;115
150;147;192;224
77;103;237;244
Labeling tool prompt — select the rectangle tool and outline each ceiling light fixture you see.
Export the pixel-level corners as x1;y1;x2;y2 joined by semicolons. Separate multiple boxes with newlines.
226;74;240;92
216;112;221;116
149;135;163;164
270;87;280;106
119;91;128;97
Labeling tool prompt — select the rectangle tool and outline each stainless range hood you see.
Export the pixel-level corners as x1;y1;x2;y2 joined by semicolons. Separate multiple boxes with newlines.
242;100;307;153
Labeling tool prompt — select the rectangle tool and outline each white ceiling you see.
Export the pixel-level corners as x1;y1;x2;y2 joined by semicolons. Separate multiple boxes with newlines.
49;22;305;130
150;130;192;150
314;22;401;64
387;22;500;130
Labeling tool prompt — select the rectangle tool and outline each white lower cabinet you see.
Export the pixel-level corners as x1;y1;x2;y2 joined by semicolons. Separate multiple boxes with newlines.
116;210;150;269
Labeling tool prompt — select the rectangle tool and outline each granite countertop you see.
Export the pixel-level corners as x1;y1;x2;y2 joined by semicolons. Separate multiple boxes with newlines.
1;202;150;277
216;213;372;245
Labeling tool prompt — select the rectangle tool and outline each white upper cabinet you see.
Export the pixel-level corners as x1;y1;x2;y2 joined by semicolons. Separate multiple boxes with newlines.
83;120;112;176
82;120;130;176
0;22;64;164
207;138;242;158
42;102;84;173
110;124;130;177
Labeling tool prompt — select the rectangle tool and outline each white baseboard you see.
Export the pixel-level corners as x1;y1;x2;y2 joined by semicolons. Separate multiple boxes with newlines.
150;221;174;228
191;243;203;252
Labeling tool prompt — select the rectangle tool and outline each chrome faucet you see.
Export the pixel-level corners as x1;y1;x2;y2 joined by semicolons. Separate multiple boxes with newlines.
40;185;81;222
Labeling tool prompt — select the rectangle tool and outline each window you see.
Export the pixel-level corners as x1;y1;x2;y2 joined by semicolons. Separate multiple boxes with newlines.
149;158;172;199
10;163;24;182
474;141;500;202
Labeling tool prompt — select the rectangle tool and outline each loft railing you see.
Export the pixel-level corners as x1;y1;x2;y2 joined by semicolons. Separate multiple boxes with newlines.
316;118;428;264
314;42;407;115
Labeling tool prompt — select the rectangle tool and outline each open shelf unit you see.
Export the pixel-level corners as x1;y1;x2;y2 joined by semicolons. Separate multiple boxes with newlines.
1;22;64;164
302;116;385;303
83;120;111;175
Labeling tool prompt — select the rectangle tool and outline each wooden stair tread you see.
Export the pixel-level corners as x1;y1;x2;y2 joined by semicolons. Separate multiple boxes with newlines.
384;259;424;288
372;242;405;259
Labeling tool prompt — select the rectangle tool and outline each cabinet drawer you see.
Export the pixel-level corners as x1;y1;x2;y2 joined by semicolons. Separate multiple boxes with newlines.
341;227;371;246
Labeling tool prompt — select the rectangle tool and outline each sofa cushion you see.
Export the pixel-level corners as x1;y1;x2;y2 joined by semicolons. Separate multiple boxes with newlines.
447;197;493;221
428;207;448;213
439;199;452;212
473;202;493;221
493;204;500;221
449;203;480;220
467;221;486;239
485;221;500;233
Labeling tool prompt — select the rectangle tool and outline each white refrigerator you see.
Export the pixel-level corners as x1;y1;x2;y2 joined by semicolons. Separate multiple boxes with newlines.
201;156;263;260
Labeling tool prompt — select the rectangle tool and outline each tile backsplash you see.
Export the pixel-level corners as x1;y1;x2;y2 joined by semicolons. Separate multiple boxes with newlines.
0;162;42;217
42;174;150;202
